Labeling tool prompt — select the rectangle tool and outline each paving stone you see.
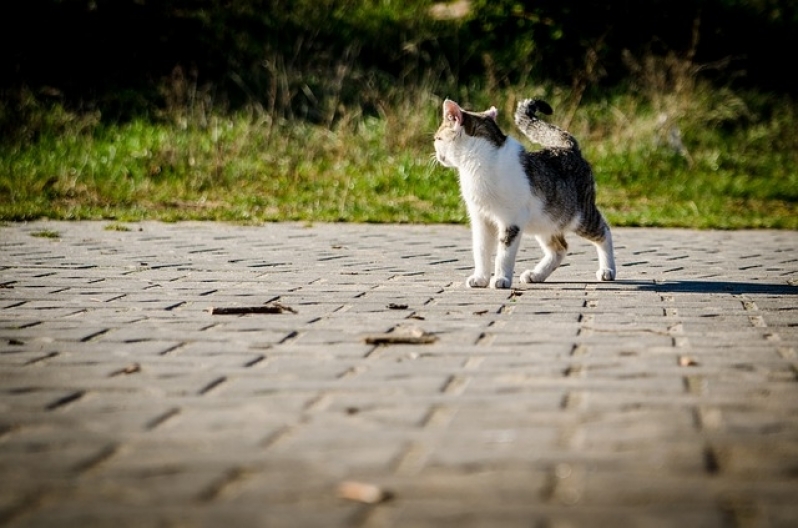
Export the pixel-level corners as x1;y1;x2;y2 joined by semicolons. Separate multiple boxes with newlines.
0;221;797;527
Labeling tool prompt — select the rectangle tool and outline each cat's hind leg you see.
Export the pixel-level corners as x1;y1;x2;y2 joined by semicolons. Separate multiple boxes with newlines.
520;234;568;283
577;217;616;281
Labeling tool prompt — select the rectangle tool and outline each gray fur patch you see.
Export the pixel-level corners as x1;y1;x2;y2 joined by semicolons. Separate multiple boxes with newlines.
501;225;520;247
462;112;506;148
519;145;610;238
512;107;610;238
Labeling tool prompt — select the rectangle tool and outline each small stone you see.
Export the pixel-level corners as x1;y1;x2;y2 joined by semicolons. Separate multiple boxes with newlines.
337;481;392;504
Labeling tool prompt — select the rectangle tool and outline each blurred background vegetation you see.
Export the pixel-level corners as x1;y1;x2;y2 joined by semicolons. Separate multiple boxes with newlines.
2;0;797;227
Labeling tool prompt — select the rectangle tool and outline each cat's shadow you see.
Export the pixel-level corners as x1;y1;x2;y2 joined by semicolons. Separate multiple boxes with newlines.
584;280;797;296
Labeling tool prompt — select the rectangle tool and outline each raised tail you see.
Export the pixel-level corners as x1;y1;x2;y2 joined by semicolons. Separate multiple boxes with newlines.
514;99;579;151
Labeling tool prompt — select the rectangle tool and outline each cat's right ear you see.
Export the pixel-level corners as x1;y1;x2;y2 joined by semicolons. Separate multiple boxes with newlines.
443;99;463;127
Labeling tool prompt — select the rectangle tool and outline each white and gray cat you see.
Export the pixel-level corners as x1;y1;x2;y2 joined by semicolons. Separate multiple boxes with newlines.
434;98;616;288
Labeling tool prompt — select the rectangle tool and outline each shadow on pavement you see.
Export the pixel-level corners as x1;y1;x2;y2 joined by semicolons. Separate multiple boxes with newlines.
612;280;798;295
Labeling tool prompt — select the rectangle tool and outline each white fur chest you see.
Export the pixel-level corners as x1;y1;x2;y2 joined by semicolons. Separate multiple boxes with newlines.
456;138;531;218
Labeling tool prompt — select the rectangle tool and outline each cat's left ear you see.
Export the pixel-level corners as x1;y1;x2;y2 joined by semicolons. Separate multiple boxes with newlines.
485;107;498;121
443;99;463;126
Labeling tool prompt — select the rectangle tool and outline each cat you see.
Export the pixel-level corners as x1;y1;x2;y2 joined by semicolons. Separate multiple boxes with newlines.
433;98;616;289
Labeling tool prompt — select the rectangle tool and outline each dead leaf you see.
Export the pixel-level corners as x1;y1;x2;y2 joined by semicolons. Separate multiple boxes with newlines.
473;309;489;315
387;303;409;310
337;481;393;504
209;302;297;315
110;363;141;377
678;356;699;367
364;325;438;345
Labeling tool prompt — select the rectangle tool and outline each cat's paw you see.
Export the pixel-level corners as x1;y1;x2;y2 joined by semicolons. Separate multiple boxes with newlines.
596;268;616;281
520;270;547;283
466;275;489;288
491;276;512;289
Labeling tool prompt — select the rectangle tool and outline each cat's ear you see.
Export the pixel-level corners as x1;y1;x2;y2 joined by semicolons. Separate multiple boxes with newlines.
485;106;498;121
443;99;463;126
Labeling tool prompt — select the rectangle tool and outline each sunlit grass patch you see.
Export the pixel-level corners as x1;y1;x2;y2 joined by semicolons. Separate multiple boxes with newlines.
1;79;796;229
31;229;60;238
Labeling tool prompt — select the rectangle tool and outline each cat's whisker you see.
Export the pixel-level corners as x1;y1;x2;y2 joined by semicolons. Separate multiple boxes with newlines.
423;155;439;177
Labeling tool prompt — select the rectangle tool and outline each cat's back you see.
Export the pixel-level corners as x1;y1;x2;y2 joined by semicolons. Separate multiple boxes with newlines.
519;145;597;221
522;146;594;187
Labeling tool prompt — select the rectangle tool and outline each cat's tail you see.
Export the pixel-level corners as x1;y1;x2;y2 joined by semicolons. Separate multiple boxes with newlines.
514;99;579;151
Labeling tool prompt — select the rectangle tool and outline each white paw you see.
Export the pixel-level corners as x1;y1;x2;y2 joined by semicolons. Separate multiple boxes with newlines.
597;268;616;281
492;277;512;289
520;270;547;283
467;275;489;288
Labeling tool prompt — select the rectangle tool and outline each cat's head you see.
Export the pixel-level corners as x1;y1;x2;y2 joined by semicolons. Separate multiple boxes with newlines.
434;99;506;168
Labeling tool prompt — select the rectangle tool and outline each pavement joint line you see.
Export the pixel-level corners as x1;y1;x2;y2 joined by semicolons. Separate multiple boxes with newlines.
145;407;181;430
80;328;110;342
73;443;121;475
198;376;227;395
393;442;430;476
44;390;86;411
159;342;187;355
24;351;59;365
197;466;252;503
260;425;296;449
242;354;267;368
0;490;50;526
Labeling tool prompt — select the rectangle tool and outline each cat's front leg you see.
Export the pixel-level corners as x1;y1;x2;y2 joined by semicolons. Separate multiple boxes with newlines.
467;213;495;288
492;224;523;289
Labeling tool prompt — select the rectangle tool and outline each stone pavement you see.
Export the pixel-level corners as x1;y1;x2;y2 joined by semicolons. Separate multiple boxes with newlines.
1;221;797;528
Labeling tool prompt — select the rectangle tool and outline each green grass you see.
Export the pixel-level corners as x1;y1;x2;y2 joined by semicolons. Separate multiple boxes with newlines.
590;136;798;229
104;223;133;232
1;105;462;224
30;229;60;238
2;86;796;229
